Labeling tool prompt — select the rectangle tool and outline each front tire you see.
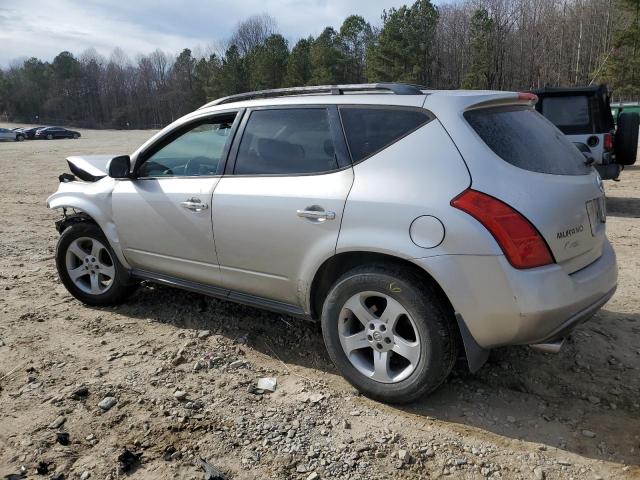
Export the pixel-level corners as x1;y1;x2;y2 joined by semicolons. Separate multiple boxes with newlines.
56;223;137;306
47;134;53;140
321;264;458;404
16;134;24;142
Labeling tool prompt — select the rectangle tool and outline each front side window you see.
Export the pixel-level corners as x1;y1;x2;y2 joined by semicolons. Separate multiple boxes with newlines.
138;114;235;177
234;108;338;175
340;107;433;162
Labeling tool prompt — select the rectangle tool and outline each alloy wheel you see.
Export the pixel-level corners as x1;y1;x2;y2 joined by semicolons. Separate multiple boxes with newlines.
65;237;115;295
338;291;421;383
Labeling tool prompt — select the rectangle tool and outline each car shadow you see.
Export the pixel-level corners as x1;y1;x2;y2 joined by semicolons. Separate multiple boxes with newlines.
100;283;640;466
606;196;640;218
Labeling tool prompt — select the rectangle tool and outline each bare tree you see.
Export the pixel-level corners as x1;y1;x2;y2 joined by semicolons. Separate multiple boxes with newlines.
230;13;278;55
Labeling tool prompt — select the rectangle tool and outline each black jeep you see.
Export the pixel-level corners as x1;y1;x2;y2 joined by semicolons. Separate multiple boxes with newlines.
533;85;639;180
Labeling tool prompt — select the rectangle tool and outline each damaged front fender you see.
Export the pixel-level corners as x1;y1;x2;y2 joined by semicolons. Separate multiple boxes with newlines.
47;177;131;270
65;155;114;181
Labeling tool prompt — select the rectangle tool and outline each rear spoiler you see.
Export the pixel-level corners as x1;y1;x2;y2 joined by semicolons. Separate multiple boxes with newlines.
464;92;538;112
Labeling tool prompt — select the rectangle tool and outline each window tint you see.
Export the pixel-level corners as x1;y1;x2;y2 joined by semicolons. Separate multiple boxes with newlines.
465;106;590;176
541;96;590;127
138;115;235;177
234;109;338;175
340;107;431;162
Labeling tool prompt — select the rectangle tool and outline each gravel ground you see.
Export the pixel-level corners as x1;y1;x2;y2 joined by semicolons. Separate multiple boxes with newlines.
0;126;639;479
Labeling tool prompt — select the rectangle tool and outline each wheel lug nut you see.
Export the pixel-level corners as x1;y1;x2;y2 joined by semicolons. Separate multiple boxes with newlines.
380;325;386;332
369;323;374;330
384;338;391;344
367;335;372;341
376;343;382;350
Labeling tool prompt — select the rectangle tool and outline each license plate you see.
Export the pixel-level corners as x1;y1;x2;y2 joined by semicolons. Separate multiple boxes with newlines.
586;196;606;236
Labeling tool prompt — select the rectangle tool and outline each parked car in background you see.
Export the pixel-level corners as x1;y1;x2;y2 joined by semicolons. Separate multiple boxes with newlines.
35;126;81;140
47;84;617;404
0;127;25;141
533;85;639;180
20;126;48;140
611;102;640;121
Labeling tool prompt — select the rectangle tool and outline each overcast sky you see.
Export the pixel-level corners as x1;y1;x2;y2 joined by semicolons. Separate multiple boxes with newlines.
0;0;421;66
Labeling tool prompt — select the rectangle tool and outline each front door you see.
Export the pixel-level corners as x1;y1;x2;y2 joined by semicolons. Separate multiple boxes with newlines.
212;106;353;306
0;128;13;140
113;112;239;285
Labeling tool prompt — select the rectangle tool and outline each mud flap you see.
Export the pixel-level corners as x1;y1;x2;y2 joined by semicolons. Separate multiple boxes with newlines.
455;313;490;373
594;163;621;180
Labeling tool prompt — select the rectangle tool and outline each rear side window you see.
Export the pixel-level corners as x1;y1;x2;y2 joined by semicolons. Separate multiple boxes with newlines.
340;107;432;162
465;106;590;176
541;96;589;128
234;108;338;175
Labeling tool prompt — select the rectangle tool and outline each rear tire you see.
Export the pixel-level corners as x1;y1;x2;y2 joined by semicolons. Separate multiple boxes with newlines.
16;134;24;142
615;112;639;165
56;223;137;306
321;264;458;404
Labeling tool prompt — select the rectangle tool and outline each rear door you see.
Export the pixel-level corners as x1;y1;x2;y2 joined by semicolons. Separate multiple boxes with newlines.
212;106;353;306
462;105;606;273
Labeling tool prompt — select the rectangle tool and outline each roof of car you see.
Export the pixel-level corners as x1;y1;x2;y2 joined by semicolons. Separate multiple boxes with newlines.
200;83;426;109
196;84;523;116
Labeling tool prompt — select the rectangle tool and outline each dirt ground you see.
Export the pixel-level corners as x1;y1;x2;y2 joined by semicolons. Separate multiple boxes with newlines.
0;126;639;480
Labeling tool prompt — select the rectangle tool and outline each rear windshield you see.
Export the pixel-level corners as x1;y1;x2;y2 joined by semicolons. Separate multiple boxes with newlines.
541;96;590;127
464;106;591;176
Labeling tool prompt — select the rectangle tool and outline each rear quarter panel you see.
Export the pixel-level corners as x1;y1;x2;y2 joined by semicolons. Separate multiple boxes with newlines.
431;96;607;273
336;118;500;260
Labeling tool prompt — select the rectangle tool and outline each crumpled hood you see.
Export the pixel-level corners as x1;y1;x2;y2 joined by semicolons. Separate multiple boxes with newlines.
66;155;115;181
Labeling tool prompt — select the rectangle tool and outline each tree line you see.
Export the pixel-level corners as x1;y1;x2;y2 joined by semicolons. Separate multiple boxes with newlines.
0;0;638;129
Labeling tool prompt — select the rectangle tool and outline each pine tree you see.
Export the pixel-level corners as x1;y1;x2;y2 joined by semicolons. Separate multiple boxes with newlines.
461;8;495;90
339;15;374;83
601;0;640;98
310;27;345;85
366;0;438;85
287;38;313;86
220;45;249;95
249;34;289;90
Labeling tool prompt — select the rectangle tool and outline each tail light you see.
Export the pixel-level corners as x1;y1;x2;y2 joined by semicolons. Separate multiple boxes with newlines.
603;133;613;151
451;189;554;269
517;92;538;104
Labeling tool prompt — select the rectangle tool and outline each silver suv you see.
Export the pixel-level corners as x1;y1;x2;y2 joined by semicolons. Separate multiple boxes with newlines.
47;84;618;403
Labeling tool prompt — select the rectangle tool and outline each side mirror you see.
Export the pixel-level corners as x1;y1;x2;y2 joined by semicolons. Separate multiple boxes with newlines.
108;155;131;179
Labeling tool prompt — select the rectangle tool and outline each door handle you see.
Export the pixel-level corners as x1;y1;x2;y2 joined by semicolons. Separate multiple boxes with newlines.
180;198;209;212
297;208;336;221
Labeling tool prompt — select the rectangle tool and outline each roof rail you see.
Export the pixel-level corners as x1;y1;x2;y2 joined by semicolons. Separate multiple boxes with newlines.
200;83;425;109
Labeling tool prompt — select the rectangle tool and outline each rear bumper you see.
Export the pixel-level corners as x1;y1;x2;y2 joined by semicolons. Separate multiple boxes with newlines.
528;283;616;345
414;239;618;348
